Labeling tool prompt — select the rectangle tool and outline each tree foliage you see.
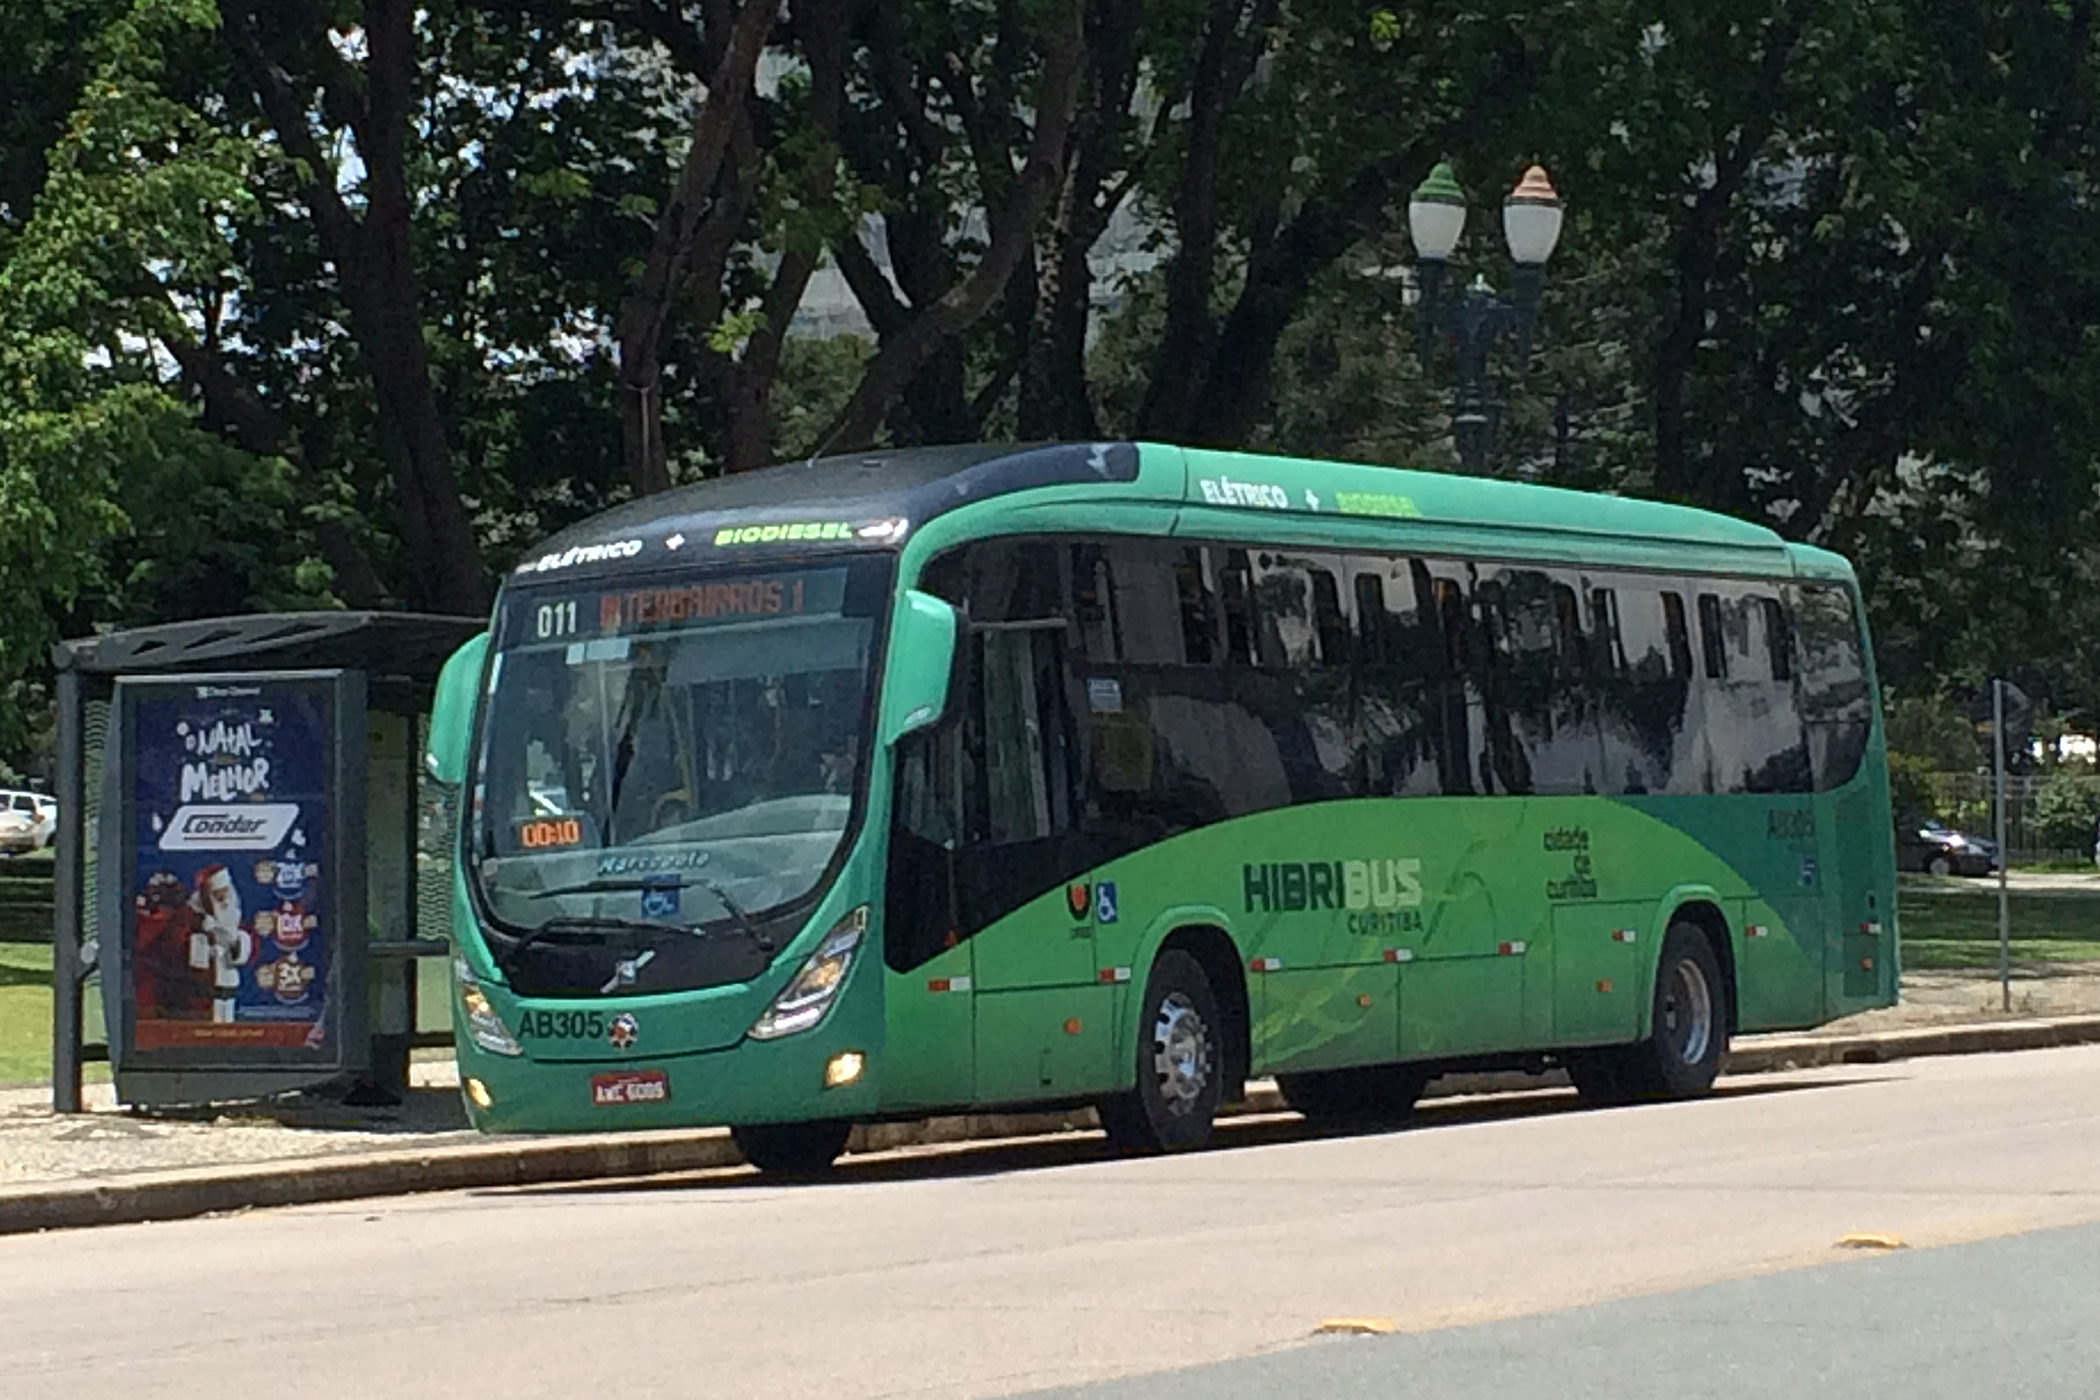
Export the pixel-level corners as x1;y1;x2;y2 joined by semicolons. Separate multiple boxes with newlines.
3;0;2100;768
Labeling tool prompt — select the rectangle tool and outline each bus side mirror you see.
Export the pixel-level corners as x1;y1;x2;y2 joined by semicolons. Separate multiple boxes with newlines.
426;631;490;787
883;590;959;746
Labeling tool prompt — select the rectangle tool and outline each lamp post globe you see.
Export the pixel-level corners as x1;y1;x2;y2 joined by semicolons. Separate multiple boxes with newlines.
1410;161;1563;476
1502;165;1563;267
1409;161;1468;262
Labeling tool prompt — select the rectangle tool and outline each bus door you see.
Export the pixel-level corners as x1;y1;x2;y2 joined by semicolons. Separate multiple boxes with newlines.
882;719;975;1111
957;621;1114;1104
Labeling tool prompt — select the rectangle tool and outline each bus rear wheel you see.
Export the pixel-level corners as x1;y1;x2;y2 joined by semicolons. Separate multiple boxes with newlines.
1099;950;1225;1154
1568;921;1729;1105
1277;1064;1431;1128
731;1119;852;1175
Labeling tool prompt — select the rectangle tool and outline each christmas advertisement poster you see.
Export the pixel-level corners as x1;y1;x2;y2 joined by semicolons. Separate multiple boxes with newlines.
126;683;336;1057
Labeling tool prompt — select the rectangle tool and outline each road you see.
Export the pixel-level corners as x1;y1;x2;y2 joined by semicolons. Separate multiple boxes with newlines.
9;1046;2100;1400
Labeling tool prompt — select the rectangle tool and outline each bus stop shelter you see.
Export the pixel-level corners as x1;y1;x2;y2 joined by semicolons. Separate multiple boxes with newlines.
49;612;482;1112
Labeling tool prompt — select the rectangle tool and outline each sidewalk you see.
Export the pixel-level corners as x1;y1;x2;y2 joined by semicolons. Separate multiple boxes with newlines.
7;992;2100;1236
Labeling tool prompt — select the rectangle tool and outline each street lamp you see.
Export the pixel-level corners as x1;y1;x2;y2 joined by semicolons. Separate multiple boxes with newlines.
1408;162;1564;475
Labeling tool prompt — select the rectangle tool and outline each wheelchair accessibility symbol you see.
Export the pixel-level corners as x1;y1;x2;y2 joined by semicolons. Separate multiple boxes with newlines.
1094;881;1119;925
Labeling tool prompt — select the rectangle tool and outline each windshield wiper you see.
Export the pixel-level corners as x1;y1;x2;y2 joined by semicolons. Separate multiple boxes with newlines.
497;914;691;976
524;875;774;953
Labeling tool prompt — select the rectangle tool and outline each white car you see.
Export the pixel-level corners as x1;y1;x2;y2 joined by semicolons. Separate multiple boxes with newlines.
0;791;55;850
0;809;37;857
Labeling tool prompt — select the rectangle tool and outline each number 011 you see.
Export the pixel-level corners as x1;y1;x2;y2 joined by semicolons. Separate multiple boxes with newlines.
536;600;579;639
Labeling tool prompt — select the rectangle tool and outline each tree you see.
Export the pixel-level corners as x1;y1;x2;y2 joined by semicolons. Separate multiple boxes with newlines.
216;0;490;612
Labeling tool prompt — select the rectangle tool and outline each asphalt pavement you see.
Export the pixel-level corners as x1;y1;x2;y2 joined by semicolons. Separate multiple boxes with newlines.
6;1043;2100;1400
1032;1219;2100;1399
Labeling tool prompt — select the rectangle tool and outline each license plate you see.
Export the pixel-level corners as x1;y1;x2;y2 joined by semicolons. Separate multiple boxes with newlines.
590;1070;670;1106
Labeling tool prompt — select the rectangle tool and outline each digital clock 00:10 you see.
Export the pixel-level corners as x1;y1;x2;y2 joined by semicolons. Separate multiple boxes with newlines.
516;816;583;850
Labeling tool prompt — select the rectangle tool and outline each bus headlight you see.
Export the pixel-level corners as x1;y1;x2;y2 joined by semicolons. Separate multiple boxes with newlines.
748;906;868;1041
457;960;524;1057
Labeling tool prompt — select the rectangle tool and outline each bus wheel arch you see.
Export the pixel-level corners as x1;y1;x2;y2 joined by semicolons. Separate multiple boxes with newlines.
1570;913;1731;1106
1153;925;1249;1103
1663;899;1737;1038
1098;931;1244;1154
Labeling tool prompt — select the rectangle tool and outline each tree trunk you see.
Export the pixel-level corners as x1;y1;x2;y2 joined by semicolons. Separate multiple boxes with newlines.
1137;0;1277;441
1017;0;1143;440
219;0;490;614
1182;139;1442;447
722;0;852;474
1650;15;1802;505
612;0;774;495
821;0;1087;453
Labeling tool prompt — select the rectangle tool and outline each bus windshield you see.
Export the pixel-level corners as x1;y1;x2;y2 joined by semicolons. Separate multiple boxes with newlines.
469;557;889;947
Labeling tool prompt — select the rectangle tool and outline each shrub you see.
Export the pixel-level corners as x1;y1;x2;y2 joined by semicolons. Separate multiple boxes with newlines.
2028;771;2100;854
1885;751;1943;823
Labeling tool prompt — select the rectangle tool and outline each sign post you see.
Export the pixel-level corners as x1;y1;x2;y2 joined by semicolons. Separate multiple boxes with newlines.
1993;678;2011;1015
101;670;368;1104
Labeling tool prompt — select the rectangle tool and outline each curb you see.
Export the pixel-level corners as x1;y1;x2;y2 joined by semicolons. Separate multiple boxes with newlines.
1720;1014;2100;1073
6;1014;2100;1236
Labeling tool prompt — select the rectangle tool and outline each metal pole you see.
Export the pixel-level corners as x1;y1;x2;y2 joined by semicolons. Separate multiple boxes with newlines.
1450;281;1498;476
51;668;85;1113
1994;678;2010;1014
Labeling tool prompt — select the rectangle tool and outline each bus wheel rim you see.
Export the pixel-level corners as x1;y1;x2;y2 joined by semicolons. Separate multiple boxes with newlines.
1660;956;1713;1065
1152;992;1212;1115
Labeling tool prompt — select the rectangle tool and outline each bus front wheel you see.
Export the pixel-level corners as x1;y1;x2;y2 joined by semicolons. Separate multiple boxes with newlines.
1568;921;1729;1105
732;1119;852;1175
1099;949;1225;1154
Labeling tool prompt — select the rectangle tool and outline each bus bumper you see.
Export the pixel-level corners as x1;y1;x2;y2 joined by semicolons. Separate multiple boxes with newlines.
453;1002;882;1134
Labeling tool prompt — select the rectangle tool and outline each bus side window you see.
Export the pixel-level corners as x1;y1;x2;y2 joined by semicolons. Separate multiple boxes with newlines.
1662;591;1694;679
976;627;1077;846
1553;581;1590;680
1726;589;1812;793
1247;552;1314;669
1239;551;1351;798
1493;568;1595;795
1174;548;1222;665
895;726;962;849
1218;549;1258;664
1590;587;1625;675
1355;558;1442;797
1355;572;1391;665
1594;577;1695;795
1419;566;1479;795
1070;543;1121;662
1310;565;1349;665
1759;596;1793;681
1470;577;1534;796
1789;582;1872;791
1697;593;1729;680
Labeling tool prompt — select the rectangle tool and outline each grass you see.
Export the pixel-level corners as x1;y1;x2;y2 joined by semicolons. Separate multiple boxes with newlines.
1902;938;2100;970
1897;883;2100;970
0;942;104;1088
0;847;54;943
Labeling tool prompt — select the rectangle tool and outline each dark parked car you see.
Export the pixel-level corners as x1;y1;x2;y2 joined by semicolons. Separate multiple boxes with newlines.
1894;816;1998;877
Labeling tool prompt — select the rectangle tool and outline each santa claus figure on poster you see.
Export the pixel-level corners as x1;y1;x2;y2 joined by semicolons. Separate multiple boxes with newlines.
187;864;253;1023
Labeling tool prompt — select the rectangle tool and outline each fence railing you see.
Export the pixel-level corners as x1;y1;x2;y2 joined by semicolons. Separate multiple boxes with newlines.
1919;772;2100;866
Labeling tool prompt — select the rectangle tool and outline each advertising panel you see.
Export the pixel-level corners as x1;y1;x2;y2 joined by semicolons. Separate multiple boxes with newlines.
108;672;364;1075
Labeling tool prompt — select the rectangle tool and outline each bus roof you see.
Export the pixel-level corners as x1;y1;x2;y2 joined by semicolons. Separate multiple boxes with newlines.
507;441;1818;585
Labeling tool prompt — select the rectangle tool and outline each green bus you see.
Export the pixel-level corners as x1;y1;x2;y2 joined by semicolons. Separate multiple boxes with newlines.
425;442;1895;1170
